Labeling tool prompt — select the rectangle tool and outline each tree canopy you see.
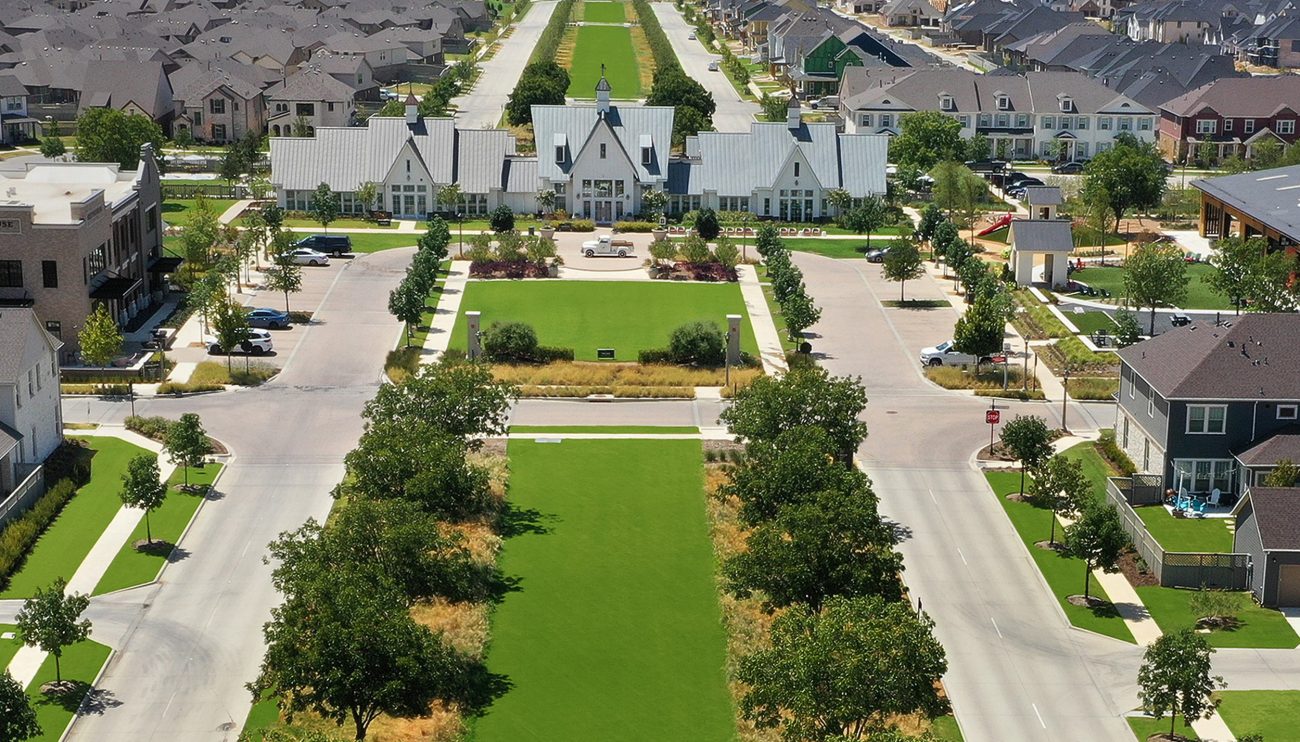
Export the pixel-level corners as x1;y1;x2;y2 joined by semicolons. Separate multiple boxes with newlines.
75;108;164;169
16;578;92;684
1138;629;1225;739
0;670;41;741
78;303;123;368
890;111;964;176
505;61;570;125
1081;133;1167;234
362;358;515;444
119;454;168;544
999;416;1054;496
1124;242;1188;335
720;367;868;460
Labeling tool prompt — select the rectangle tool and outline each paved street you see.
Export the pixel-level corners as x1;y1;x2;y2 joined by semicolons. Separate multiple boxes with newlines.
794;253;1144;742
651;3;759;132
59;248;412;740
452;1;558;129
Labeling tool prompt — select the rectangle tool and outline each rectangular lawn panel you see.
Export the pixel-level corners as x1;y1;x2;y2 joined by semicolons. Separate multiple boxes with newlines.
473;440;734;741
1073;263;1232;311
568;25;640;97
1;437;153;599
783;235;895;258
1066;311;1117;335
985;471;1135;643
508;425;699;433
450;281;759;361
1217;690;1300;741
283;230;418;253
1128;714;1199;741
160;199;236;227
582;1;626;22
1134;586;1298;648
1133;505;1234;553
24;638;112;741
91;463;224;595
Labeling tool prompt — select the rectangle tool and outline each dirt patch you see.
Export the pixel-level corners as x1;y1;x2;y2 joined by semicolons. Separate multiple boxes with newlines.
39;680;80;696
1067;594;1112;609
1195;616;1241;631
1005;492;1030;503
1034;539;1066;553
1143;734;1197;742
1118;547;1159;588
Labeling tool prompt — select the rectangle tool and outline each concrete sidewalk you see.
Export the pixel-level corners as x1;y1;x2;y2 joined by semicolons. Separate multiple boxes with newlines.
420;260;471;363
737;264;789;375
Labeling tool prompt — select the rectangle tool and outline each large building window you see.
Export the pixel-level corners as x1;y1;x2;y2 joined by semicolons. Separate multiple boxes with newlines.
1279;120;1296;135
1186;404;1226;434
0;259;21;287
1196;119;1217;134
41;260;57;288
1171;459;1234;495
210;98;226;114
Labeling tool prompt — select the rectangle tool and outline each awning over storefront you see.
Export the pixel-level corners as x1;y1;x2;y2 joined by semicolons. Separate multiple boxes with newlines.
90;277;141;300
148;256;184;273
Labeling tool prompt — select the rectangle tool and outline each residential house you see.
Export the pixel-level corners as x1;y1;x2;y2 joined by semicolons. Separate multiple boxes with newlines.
839;68;1156;160
879;0;945;27
1231;486;1300;607
267;66;356;136
1114;314;1300;501
369;26;444;66
1239;13;1300;69
316;31;408;83
0;73;37;145
1122;0;1226;43
1158;76;1300;161
0;307;61;507
771;11;939;97
309;49;381;100
0;144;167;363
77;60;174;131
170;62;266;144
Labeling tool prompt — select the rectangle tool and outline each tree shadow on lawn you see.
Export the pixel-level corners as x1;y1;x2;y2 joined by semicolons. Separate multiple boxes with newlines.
495;503;553;538
35;680;97;713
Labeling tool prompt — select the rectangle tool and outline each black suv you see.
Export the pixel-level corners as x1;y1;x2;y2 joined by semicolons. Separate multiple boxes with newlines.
294;234;352;255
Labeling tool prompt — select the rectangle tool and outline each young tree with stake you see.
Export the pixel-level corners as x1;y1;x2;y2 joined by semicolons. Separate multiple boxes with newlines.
1124;242;1188;335
120;454;168;545
999;415;1053;497
209;293;251;371
78;303;122;368
15;578;92;686
882;238;924;302
1063;501;1127;601
165;413;212;488
309;182;339;233
1029;454;1090;545
1138;629;1225;739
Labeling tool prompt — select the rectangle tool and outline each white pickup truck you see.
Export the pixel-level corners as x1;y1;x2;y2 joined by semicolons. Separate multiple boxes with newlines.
920;340;992;367
581;235;635;257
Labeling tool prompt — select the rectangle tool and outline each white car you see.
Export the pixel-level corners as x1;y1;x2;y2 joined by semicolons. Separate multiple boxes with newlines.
287;248;330;266
688;31;696;39
708;60;720;71
920;340;990;367
206;328;274;356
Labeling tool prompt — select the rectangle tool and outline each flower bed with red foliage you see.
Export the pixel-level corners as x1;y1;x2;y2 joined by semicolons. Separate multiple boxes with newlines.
651;262;737;282
469;261;552;278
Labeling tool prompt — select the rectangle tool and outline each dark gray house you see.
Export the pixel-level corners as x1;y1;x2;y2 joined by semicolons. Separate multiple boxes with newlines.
1231;487;1300;607
1115;314;1300;500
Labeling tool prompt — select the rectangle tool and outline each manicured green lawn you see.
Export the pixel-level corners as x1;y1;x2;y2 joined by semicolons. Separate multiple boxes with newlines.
981;226;1125;247
283;229;418;252
568;25;640;97
508;425;699;433
1060;442;1112;507
161;198;237;227
985;471;1134;643
91;463;224;595
0;623;20;668
450;281;759;361
1135;586;1298;648
282;217;397;230
1128;714;1199;740
1134;506;1234;553
1;437;152;599
1073;263;1232;310
24;638;112;742
1066;310;1117;335
473;440;733;741
1217;690;1300;741
931;714;965;741
583;0;626;22
783;235;897;258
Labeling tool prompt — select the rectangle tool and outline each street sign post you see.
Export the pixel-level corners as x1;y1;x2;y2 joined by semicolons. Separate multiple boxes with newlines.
986;403;1000;452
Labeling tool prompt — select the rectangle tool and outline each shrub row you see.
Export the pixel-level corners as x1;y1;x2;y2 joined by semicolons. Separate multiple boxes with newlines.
552;219;596;232
613;220;659;233
758;225;821;339
668;261;738;282
480;320;574;364
0;479;78;587
517;384;695;398
632;0;681;74
1041;336;1119;375
1098;429;1137;476
61;383;131;396
125;414;174;441
468;261;551;278
490;360;762;387
157;381;226;395
528;0;575;64
385;348;422;384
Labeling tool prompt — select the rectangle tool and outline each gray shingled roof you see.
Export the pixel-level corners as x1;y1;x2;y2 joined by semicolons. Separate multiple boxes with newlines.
1023;185;1062;206
1161;76;1300;119
1117;314;1300;400
1242;487;1300;551
1236;429;1300;467
268;67;355;102
1009;219;1073;252
1192;165;1300;244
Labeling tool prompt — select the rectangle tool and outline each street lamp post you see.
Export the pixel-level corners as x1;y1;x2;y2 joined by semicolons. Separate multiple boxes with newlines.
1061;366;1071;434
456;211;464;256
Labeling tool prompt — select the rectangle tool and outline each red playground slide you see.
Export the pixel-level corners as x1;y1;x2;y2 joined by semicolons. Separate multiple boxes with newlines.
976;213;1014;237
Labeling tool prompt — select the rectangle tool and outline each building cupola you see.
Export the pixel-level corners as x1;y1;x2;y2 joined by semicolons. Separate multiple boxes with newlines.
787;96;801;130
596;64;611;115
405;92;419;125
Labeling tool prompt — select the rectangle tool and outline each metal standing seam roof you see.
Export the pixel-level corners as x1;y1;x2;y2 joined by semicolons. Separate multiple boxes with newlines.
1192;165;1300;244
531;103;674;183
270;117;456;191
696;122;842;197
1008;218;1073;252
454;129;511;194
503;157;539;194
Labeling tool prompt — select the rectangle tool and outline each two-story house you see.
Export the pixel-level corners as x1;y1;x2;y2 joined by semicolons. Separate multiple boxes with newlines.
0;144;166;363
0;307;62;512
170;65;266;144
267;67;357;137
840;68;1156;161
1115;314;1300;501
0;74;37;146
1158;76;1300;163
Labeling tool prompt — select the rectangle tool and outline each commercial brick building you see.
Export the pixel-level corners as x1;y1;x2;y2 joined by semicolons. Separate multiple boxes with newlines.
0;144;168;364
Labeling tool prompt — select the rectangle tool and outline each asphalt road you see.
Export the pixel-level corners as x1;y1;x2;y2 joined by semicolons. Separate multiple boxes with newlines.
651;3;759;132
452;1;558;129
794;253;1143;741
59;249;413;740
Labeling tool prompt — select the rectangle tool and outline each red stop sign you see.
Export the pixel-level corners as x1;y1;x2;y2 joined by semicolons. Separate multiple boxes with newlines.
991;355;1007;364
986;410;1001;425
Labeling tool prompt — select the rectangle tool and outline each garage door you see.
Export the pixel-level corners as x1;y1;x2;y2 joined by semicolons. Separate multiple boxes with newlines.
1278;565;1300;607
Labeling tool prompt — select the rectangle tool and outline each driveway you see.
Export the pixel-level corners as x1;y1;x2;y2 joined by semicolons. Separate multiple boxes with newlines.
452;1;559;129
650;3;758;132
795;253;1143;742
62;248;412;741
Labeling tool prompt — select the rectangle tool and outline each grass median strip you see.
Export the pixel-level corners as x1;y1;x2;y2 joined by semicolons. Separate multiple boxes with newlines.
985;470;1135;643
1134;586;1298;649
473;439;733;740
567;25;640;97
1216;690;1300;740
92;463;224;596
582;0;626;22
507;425;700;434
0;623;20;668
1;437;153;600
24;638;112;742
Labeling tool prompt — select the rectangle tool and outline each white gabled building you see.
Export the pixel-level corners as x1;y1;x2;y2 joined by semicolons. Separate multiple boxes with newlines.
0;308;62;504
269;73;889;224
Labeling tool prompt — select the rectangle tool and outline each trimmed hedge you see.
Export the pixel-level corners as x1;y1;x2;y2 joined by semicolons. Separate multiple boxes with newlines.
1098;429;1137;476
633;0;681;74
553;219;596;232
61;383;131;396
614;221;659;233
0;479;77;586
469;261;551;278
125;415;174;442
529;0;576;65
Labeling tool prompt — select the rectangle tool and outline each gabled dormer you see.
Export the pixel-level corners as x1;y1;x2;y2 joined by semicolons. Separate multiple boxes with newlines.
1057;93;1074;113
939;91;955;112
994;90;1011;111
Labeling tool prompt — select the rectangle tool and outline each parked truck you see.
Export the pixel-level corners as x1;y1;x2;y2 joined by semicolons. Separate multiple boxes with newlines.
582;235;635;257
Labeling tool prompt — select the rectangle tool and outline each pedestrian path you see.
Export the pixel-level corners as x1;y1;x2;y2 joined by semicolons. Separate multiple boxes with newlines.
4;428;177;689
420;260;471;364
737;264;788;376
217;199;254;225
